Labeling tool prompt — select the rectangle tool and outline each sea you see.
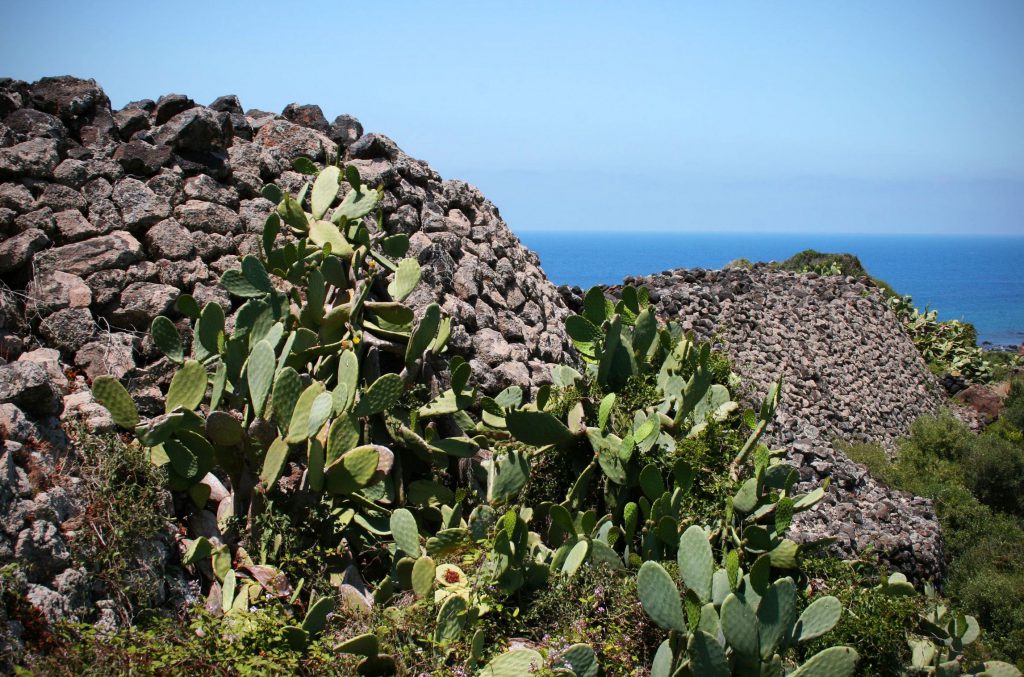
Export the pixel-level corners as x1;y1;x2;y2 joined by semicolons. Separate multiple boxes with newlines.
516;232;1024;348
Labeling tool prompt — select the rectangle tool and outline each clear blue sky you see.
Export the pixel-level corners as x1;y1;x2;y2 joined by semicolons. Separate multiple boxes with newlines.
3;1;1022;233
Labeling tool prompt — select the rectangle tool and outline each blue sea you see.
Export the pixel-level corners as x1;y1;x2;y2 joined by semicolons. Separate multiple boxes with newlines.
517;232;1024;348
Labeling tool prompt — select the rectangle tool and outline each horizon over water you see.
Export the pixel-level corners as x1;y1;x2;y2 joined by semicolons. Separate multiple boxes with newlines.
517;231;1024;347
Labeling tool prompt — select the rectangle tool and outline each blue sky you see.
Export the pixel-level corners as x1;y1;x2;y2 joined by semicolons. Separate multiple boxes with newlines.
2;1;1022;233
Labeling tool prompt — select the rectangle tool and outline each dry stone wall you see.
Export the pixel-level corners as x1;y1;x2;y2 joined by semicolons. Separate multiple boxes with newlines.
578;265;955;579
0;75;576;636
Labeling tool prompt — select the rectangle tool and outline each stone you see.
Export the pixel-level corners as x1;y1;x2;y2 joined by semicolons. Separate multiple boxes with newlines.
75;334;135;380
144;218;194;260
53;159;89;188
114;140;172;176
17;348;68;393
254;118;337;163
29;76;108;123
112;177;170;229
26;270;92;315
209;95;243;114
329;114;363;147
153;107;231;153
38;183;87;213
109;281;178;329
54;209;103;241
152;93;195;125
39;307;95;354
26;584;71;624
0;228;49;274
282;103;330;133
0;182;34;212
0;361;62;417
183;174;238;208
173;199;242;235
954;384;1003;423
0;138;60;179
34;231;143;276
4;109;66;142
61;388;115;433
113;106;151;140
14;206;55;235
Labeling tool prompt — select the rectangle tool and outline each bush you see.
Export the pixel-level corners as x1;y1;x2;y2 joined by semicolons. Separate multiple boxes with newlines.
1003;377;1024;432
799;557;923;677
845;410;1024;668
964;433;1024;516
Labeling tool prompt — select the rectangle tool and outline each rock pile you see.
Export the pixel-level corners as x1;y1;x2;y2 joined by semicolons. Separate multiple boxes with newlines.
582;265;953;579
0;75;576;403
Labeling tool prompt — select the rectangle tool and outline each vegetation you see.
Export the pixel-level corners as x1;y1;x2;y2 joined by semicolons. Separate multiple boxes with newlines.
843;391;1024;669
8;165;1021;676
771;250;898;297
886;296;992;383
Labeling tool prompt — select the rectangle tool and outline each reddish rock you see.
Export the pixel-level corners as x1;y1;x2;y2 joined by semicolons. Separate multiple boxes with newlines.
954;384;1003;423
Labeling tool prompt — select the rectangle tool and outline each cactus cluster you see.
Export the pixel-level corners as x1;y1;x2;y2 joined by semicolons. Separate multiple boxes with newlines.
91;168;1011;674
637;525;856;676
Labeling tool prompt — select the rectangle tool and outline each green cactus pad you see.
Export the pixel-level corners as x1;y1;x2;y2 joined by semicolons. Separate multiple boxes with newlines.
91;376;138;429
309;220;353;257
688;630;730;677
793;595;842;644
407;480;455;507
505;409;574;446
182;536;213;565
426;528;470;557
561;539;590;577
324;445;379;495
220;269;266;298
336;350;359;413
411;555;435;598
469;504;497;540
387;258;420;302
307;437;325;491
486;451;530;505
480;649;544;677
241;255;273;294
326;414;360;465
163;438;198;479
433;594;467;644
650;640;673;677
721;593;760;659
353;373;404;417
790;646;859;677
194;302;225;361
306;391;333;438
677;525;713;604
406;303;441;366
286;382;327;443
311;165;341;220
390;508;420;556
758;577;797;659
639;463;665;501
301;596;335;635
558;644;598;677
260;437;290;491
246;340;275;416
637;561;687;632
150;316;183;363
205;411;243;447
272;367;302;428
332;182;380;223
336;632;379;657
165;359;208;414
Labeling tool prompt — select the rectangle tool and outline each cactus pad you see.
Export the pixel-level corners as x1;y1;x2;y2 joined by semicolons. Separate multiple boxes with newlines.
246;340;275;417
790;646;859;677
151;315;183;363
411;555;435;598
311;165;340;220
387;257;420;302
91;376;139;429
480;649;544;677
677;525;713;604
389;508;420;557
505;409;574;446
637;561;687;632
165;359;208;414
353;373;404;417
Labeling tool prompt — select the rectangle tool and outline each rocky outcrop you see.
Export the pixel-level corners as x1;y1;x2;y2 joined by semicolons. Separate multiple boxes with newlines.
0;75;576;401
586;265;954;580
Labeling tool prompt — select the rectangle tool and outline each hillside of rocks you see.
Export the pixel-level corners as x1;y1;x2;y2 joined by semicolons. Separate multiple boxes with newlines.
577;266;957;579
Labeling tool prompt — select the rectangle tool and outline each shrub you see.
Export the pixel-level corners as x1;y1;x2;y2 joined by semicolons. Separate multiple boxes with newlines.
964;433;1024;516
799;557;922;677
1002;377;1024;432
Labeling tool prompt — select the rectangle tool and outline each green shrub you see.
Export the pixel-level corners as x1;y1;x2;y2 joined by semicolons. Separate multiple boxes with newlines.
798;557;923;677
901;412;975;463
68;427;173;621
1003;377;1024;432
964;433;1024;516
